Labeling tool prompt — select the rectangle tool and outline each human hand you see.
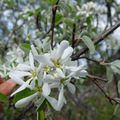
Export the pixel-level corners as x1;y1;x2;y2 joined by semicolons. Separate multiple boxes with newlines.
0;77;16;112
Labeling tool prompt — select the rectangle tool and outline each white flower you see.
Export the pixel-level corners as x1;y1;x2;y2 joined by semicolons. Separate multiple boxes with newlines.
15;83;51;108
46;85;66;111
6;45;25;63
35;40;73;68
9;51;40;96
9;40;87;111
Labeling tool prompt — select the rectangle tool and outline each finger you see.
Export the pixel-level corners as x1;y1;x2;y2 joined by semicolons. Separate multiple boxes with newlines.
0;77;4;84
0;79;16;96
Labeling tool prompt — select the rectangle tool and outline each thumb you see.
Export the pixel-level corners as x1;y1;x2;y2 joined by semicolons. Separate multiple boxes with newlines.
0;79;16;96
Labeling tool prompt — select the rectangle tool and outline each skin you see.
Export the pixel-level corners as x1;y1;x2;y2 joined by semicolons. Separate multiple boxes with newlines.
0;77;16;112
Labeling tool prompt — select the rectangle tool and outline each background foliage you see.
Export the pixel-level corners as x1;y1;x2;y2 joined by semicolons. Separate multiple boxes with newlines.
0;0;120;120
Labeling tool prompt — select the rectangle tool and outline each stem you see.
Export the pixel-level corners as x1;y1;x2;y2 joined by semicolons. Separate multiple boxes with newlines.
37;110;45;120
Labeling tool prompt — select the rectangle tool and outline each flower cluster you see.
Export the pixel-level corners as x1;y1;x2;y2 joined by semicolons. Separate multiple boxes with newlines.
9;40;87;111
76;2;96;17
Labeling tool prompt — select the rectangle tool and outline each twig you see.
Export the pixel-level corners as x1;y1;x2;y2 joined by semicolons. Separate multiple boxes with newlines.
35;12;41;31
105;0;112;26
87;74;108;82
79;56;101;64
72;23;76;48
51;0;60;49
72;20;120;60
90;77;120;104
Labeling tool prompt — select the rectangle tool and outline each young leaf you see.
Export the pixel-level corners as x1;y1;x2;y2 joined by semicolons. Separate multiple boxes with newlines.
111;60;120;69
106;67;113;82
14;88;35;103
111;66;120;74
44;0;57;5
0;93;8;103
63;18;74;28
118;80;120;94
82;35;95;54
55;13;63;25
20;43;31;52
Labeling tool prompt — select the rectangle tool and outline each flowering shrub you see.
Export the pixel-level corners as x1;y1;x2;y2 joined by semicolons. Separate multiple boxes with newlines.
9;40;87;111
0;0;120;120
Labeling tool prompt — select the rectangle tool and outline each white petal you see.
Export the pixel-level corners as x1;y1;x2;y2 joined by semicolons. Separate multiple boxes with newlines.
61;47;73;60
46;96;58;110
35;54;53;66
56;68;65;78
57;86;64;110
67;83;76;94
29;52;35;70
15;93;38;108
42;83;51;96
69;69;88;78
66;66;82;72
44;74;55;83
10;71;31;78
46;86;65;111
31;44;38;56
56;40;69;58
49;82;60;88
9;73;24;85
16;64;31;71
11;79;32;96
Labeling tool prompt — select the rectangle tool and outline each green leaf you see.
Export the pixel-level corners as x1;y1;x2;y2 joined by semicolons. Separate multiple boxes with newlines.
27;11;34;17
55;12;63;25
44;0;57;5
20;43;31;52
106;67;113;82
14;88;35;103
111;60;120;69
111;66;120;74
0;93;8;103
63;18;74;28
82;35;95;54
116;6;120;13
110;60;120;74
118;80;120;94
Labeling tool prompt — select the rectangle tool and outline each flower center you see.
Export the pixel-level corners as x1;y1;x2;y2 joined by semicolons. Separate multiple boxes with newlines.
44;65;50;73
52;59;62;68
31;70;38;78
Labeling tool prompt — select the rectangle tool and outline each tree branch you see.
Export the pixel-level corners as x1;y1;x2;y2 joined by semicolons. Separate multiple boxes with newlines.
79;56;101;64
72;23;76;48
72;20;120;60
90;77;120;105
87;74;108;82
51;0;60;49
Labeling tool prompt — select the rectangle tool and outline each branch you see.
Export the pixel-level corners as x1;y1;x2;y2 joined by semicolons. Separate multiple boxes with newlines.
72;23;76;48
105;0;112;26
90;77;120;105
51;0;60;49
35;12;41;31
87;74;108;82
79;56;101;64
72;20;120;60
